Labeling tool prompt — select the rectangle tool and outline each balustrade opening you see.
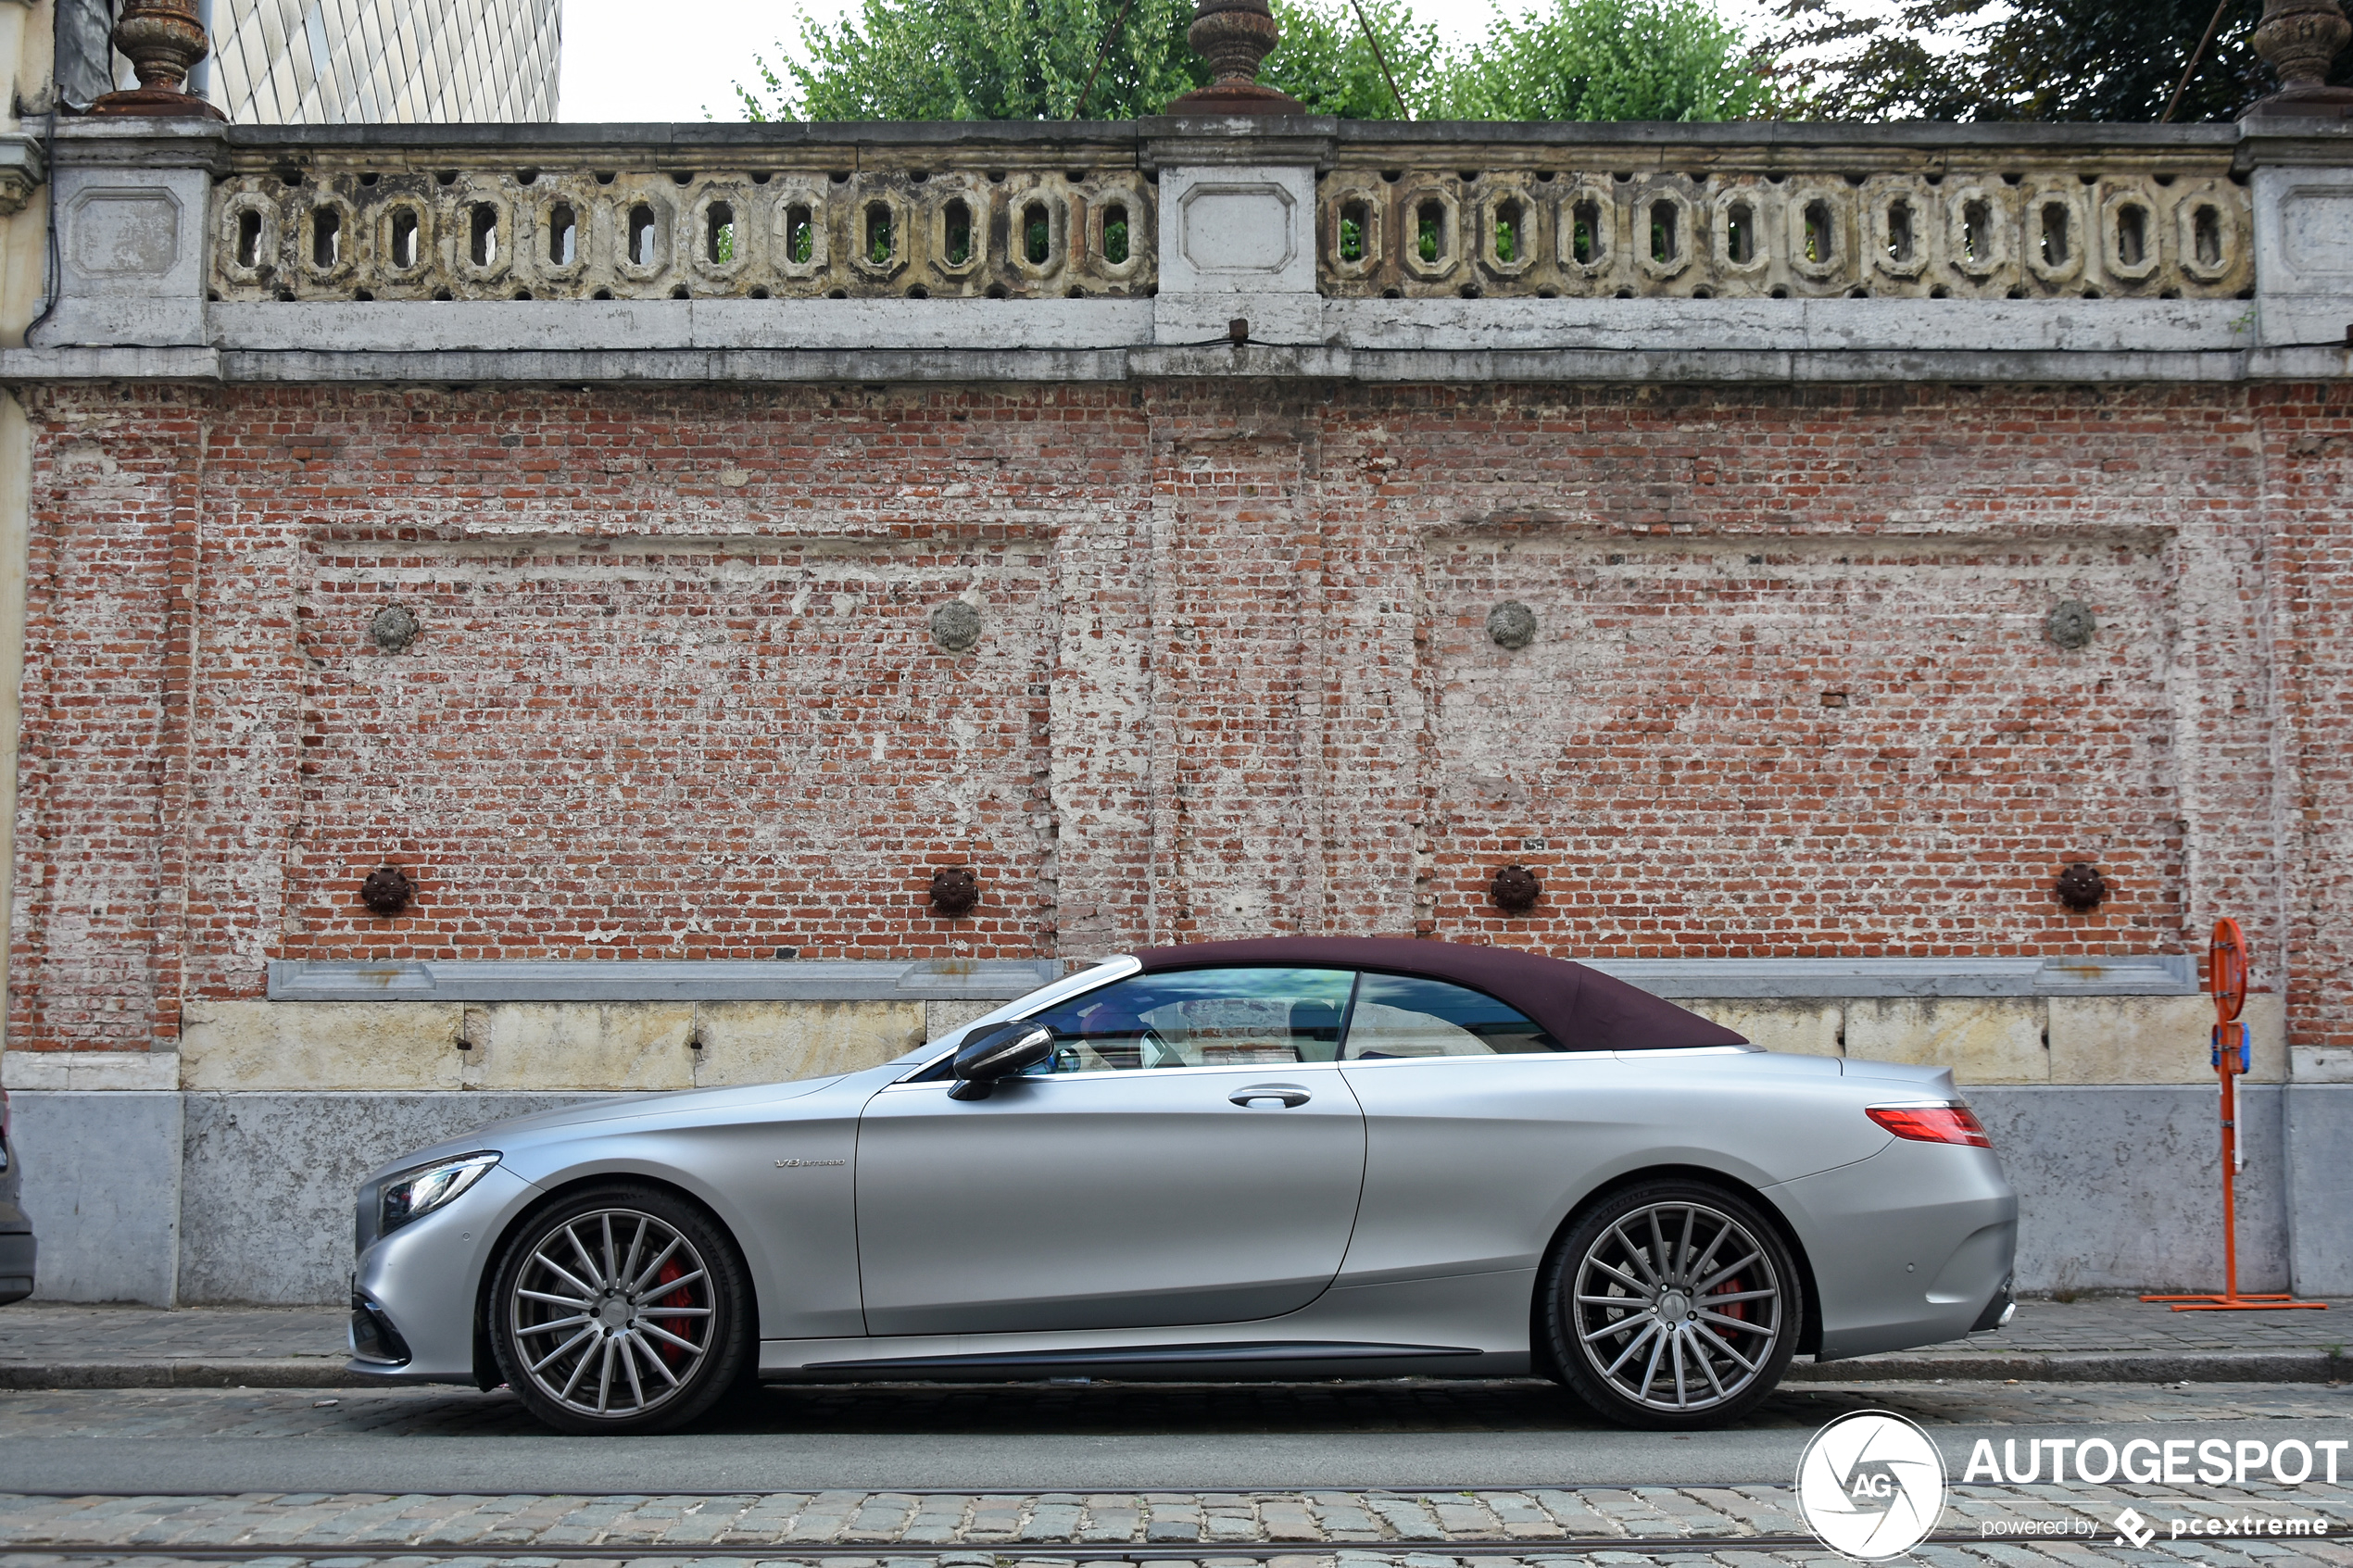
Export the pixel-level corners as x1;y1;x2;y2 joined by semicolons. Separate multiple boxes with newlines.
1962;198;1990;264
1570;199;1601;265
1802;200;1831;264
2117;203;2146;268
1494;199;1523;263
1339;198;1366;263
2193;203;2222;269
944;199;973;266
2040;202;2070;267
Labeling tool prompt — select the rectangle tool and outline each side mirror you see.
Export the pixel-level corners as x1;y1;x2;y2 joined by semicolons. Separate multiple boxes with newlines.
946;1021;1057;1100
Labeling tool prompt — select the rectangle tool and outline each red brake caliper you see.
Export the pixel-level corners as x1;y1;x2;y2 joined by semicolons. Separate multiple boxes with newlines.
653;1259;693;1367
1708;1275;1747;1344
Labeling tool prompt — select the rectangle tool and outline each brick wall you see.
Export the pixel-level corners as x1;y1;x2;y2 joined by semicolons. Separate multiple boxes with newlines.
10;379;2347;1052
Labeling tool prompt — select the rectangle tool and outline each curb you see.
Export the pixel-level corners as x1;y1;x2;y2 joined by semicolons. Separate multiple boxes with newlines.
1786;1348;2351;1384
0;1350;2345;1390
0;1360;369;1389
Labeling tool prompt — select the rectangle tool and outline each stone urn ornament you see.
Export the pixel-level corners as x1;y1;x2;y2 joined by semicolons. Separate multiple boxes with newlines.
89;0;228;119
2248;0;2353;114
1166;0;1303;114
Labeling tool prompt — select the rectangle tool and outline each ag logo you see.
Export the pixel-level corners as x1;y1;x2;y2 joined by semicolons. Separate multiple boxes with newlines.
1795;1410;1947;1561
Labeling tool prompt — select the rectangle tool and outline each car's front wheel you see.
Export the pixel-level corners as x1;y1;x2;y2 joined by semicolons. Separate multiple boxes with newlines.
1541;1178;1801;1429
488;1183;752;1435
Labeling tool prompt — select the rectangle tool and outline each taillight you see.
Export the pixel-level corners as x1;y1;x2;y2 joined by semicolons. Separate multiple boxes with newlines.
1868;1102;1993;1148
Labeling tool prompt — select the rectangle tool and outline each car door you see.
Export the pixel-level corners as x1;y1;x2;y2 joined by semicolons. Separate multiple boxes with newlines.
1335;970;1633;1283
855;966;1366;1336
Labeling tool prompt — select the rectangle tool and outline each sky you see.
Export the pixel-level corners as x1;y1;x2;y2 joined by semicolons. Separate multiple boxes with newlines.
559;0;1788;122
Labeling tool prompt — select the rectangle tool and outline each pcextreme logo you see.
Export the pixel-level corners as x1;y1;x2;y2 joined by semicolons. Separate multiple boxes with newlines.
1795;1410;1948;1561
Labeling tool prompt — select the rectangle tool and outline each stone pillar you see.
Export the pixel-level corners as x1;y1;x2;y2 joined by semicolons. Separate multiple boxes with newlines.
2246;119;2353;347
30;117;221;347
1141;119;1333;348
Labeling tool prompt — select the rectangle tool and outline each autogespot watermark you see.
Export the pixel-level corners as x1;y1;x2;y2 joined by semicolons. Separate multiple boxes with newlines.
1795;1414;2345;1560
1964;1436;2342;1550
1796;1411;1948;1561
1959;1434;2350;1487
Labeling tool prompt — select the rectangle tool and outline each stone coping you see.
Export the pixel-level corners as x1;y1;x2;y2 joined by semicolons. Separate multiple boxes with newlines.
1579;954;2199;997
265;957;1067;1003
254;954;2196;1004
14;345;2349;386
63;113;2262;158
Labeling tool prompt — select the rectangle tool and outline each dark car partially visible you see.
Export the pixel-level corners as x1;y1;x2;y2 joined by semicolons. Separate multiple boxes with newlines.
0;1088;33;1304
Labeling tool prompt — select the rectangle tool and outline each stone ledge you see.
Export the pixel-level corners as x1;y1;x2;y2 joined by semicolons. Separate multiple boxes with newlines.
1581;955;2197;998
0;1359;365;1389
0;1051;180;1091
2;344;2334;386
264;957;1065;1003
257;955;2191;1004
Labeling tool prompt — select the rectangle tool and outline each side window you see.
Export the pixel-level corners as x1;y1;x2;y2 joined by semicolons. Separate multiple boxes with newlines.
1022;968;1356;1073
1341;973;1564;1060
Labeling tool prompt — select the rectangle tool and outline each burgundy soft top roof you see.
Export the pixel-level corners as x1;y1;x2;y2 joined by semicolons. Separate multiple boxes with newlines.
1133;937;1748;1052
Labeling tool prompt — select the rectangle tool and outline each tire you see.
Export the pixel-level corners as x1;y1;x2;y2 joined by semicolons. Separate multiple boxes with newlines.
488;1183;753;1436
1540;1178;1801;1430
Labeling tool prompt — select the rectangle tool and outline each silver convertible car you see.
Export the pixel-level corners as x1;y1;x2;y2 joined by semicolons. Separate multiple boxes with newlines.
348;938;2018;1434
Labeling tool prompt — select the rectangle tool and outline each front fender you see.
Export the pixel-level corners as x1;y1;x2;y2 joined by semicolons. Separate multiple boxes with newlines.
493;1115;864;1340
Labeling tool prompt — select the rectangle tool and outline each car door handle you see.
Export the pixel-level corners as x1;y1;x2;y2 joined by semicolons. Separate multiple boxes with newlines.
1229;1084;1311;1109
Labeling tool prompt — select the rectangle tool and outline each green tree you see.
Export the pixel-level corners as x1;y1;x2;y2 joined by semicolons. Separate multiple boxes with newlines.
1450;0;1775;121
727;0;1774;123
1768;0;2353;122
1257;0;1446;119
731;0;1204;121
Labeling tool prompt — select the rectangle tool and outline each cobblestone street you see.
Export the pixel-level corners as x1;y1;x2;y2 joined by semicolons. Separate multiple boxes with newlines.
3;1377;2350;1563
0;1474;2347;1566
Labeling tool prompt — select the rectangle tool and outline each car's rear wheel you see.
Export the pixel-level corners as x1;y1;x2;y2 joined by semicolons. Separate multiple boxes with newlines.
488;1184;752;1436
1541;1178;1800;1430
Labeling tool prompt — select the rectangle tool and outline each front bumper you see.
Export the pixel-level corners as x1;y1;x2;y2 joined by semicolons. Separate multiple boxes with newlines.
348;1162;541;1384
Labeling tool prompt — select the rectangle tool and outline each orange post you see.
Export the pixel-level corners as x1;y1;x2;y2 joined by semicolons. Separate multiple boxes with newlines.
2141;918;2327;1312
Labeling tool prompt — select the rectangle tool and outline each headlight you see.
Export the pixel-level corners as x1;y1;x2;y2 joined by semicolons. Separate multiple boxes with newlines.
379;1152;500;1236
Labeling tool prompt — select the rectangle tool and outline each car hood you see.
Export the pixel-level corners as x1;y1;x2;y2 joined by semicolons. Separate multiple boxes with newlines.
363;1073;851;1185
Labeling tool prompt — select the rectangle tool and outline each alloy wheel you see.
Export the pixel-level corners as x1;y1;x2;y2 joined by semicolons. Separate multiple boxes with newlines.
506;1207;719;1421
1567;1198;1783;1413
